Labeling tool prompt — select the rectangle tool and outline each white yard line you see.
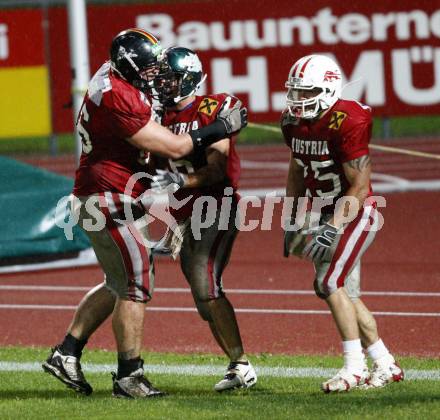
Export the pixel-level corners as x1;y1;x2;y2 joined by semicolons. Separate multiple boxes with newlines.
0;361;438;380
1;285;439;297
0;304;439;317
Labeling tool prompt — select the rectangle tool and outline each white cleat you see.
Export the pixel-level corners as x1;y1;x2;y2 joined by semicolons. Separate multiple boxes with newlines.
321;366;369;393
214;361;257;392
362;356;404;389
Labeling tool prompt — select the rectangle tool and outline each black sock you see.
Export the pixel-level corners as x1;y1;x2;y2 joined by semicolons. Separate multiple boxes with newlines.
59;333;87;358
117;357;143;379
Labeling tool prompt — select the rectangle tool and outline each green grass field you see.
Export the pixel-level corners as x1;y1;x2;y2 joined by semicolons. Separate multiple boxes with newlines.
1;346;440;419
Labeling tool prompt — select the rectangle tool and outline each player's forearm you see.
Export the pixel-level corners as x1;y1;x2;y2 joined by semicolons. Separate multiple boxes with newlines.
330;154;372;228
330;184;370;228
128;121;192;159
174;122;234;159
286;158;306;219
168;134;194;159
144;134;193;160
129;119;233;160
286;178;306;220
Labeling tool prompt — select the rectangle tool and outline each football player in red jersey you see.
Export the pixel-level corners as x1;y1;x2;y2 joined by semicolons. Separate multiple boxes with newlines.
148;47;257;392
42;29;247;399
282;55;403;392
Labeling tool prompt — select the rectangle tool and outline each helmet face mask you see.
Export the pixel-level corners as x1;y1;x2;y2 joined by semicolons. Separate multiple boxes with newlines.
285;55;342;120
154;69;183;106
285;83;326;119
110;28;162;94
154;47;206;106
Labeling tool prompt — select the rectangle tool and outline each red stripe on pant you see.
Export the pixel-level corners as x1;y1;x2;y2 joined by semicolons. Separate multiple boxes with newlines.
321;208;366;296
335;208;376;289
207;230;228;299
99;193;136;299
112;193;151;301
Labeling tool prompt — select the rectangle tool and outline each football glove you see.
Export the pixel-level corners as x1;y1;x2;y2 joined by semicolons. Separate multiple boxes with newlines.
216;99;248;134
302;223;339;263
150;169;187;193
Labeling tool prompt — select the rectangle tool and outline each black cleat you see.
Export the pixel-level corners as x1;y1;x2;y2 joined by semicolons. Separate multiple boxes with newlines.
112;364;165;399
42;345;93;395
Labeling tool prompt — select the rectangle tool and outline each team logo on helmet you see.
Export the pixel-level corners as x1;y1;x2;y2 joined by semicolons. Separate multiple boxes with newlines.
117;46;138;60
323;70;341;82
179;54;202;72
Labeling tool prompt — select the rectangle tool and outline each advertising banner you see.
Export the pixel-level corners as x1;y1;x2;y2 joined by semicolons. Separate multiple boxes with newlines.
3;1;440;134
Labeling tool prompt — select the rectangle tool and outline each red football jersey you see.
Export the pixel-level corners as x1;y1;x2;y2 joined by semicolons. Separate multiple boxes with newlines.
281;99;373;212
73;62;152;198
151;93;241;221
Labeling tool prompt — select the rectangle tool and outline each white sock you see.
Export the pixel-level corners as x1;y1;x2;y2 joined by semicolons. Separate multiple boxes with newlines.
367;339;392;363
343;339;363;353
342;339;365;375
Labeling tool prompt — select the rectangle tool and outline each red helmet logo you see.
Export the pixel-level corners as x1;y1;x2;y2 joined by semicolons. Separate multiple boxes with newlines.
323;70;340;82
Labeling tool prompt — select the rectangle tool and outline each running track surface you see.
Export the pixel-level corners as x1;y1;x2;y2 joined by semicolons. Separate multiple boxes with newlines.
1;141;440;357
18;138;440;188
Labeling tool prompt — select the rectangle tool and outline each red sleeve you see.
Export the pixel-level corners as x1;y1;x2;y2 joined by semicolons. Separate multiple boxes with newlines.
107;85;152;138
337;110;372;163
112;107;151;138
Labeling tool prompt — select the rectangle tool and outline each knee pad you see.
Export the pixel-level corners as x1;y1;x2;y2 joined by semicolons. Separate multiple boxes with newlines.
313;278;329;300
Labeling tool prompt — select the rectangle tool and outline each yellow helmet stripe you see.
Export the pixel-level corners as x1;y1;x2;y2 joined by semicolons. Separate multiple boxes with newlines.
127;28;159;44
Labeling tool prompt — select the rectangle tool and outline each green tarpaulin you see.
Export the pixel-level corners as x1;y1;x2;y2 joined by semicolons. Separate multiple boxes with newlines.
0;157;90;261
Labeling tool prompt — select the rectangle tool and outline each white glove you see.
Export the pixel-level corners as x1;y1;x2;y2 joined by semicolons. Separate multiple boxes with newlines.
216;99;248;134
150;169;187;193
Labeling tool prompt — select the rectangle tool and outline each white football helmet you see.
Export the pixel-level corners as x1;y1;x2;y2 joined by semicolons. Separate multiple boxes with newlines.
285;55;342;119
